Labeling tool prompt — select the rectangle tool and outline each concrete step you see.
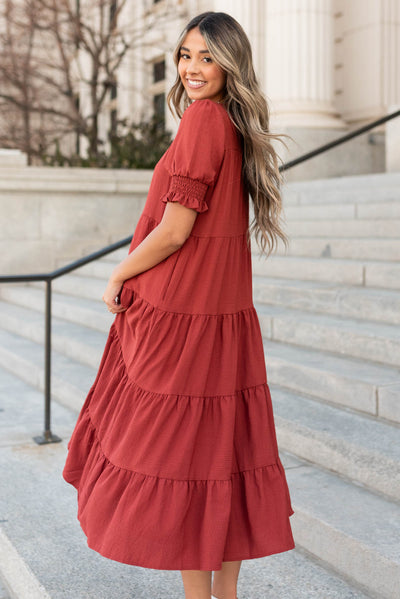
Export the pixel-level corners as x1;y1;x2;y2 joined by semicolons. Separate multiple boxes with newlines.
0;329;94;413
264;340;400;424
257;304;400;368
282;172;400;206
72;259;116;280
283;186;400;206
0;368;386;598
0;300;107;370
0;284;112;333
272;387;400;502
13;274;110;304
284;200;400;220
287;218;400;238
364;261;400;290
356;200;400;219
253;276;400;324
101;247;130;263
274;237;400;261
49;275;106;302
252;255;400;290
68;246;130;280
286;454;400;599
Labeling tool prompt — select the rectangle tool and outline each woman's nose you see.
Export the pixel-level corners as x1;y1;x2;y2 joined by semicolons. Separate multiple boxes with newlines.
186;59;200;74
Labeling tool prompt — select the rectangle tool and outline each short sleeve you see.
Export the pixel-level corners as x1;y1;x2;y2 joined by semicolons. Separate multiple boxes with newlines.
161;100;226;213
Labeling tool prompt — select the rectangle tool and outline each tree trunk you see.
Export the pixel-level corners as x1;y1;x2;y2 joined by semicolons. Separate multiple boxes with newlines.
22;104;32;165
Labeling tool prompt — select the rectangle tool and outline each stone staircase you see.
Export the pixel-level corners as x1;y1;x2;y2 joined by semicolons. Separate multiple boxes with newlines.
0;172;400;598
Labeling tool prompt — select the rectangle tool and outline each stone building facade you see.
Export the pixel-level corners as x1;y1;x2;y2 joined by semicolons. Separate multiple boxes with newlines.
107;0;400;179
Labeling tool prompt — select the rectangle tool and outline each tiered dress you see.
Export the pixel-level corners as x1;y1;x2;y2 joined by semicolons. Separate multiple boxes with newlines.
63;99;294;571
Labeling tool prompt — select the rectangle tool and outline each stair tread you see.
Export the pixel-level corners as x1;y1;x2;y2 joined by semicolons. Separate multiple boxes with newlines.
0;329;95;409
286;219;400;238
46;275;106;299
254;275;400;297
264;339;400;385
267;237;400;261
285;454;400;562
272;386;400;500
253;276;400;324
1;284;113;333
254;255;400;266
256;303;400;340
284;201;400;220
2;283;107;312
252;254;400;289
0;299;108;370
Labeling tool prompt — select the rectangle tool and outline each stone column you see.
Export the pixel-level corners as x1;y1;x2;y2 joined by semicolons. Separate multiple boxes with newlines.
265;0;342;128
382;0;400;110
213;0;265;81
382;0;400;171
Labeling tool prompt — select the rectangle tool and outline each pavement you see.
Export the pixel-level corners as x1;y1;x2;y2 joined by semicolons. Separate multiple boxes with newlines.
0;366;372;599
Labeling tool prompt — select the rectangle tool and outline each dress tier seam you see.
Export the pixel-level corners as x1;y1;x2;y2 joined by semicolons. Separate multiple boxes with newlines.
120;285;256;317
138;213;249;239
110;324;268;398
78;410;281;482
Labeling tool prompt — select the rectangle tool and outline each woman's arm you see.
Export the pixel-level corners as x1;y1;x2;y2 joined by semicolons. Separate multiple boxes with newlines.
102;201;198;313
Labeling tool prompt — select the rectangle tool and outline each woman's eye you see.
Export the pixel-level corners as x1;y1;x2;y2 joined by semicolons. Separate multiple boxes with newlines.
180;53;190;60
203;57;212;63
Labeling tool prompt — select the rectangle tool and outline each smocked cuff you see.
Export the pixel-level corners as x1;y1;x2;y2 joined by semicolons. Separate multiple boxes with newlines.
161;175;209;213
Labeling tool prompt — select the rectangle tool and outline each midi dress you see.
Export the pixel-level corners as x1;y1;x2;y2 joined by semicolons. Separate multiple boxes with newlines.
63;98;295;571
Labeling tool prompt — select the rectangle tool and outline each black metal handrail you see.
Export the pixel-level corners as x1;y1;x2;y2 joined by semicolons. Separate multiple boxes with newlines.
1;108;399;444
279;108;400;172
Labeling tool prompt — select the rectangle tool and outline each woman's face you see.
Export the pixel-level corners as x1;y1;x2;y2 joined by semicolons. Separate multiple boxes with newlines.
178;27;226;103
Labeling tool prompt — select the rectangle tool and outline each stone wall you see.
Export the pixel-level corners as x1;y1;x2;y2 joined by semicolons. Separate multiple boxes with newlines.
0;167;153;275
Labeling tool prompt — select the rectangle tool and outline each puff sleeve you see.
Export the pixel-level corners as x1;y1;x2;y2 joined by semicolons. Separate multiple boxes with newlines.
161;100;226;213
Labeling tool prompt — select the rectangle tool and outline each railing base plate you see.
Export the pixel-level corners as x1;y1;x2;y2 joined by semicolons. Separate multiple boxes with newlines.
33;433;62;445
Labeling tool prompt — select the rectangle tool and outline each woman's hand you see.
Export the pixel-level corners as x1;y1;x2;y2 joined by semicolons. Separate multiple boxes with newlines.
102;277;127;314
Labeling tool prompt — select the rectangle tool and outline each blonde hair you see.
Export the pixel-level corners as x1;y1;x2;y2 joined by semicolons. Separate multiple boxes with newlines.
168;11;288;256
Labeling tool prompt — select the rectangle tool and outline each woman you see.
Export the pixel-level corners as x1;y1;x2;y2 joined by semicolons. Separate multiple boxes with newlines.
63;11;294;599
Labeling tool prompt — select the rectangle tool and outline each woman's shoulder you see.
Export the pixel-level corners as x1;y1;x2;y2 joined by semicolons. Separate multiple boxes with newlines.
180;100;238;146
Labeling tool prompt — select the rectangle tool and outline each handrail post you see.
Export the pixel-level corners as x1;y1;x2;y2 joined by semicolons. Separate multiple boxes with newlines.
33;279;61;445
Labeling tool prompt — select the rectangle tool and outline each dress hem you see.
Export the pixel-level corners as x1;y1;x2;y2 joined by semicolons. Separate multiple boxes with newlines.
82;534;295;572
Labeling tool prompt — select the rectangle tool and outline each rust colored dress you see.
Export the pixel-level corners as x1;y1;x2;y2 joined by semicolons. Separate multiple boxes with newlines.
63;99;294;571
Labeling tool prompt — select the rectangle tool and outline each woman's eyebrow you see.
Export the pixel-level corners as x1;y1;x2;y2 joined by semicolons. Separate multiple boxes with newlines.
180;46;210;54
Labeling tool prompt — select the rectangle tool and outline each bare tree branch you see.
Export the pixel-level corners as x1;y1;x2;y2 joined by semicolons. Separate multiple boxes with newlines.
0;0;173;162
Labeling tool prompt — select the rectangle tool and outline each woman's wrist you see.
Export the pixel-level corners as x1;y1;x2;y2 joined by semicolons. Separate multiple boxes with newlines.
110;267;125;286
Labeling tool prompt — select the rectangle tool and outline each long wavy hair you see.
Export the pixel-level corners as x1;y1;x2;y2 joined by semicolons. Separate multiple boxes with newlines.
167;11;288;256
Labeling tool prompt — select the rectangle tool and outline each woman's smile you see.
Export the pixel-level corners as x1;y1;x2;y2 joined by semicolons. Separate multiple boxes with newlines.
186;78;207;89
